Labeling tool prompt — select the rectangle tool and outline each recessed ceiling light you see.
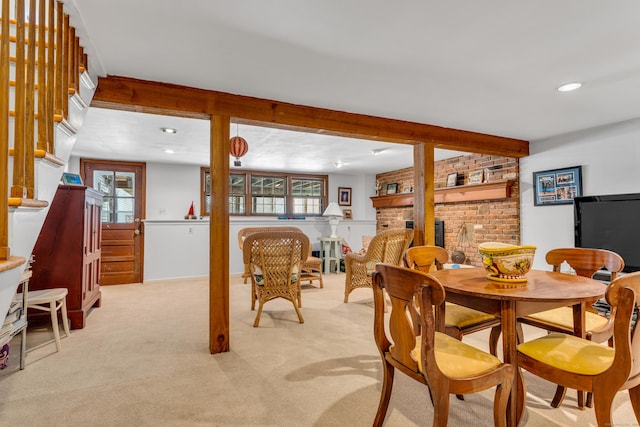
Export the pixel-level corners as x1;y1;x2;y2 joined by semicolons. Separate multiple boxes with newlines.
557;82;582;92
161;127;177;134
164;149;175;154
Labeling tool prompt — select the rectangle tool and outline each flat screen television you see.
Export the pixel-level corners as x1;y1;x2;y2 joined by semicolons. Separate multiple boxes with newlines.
574;193;640;273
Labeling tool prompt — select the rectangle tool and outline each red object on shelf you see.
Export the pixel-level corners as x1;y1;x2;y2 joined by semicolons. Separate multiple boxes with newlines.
188;201;195;216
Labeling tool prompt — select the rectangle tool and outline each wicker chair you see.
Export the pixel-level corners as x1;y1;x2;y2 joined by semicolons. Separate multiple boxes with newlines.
242;230;310;327
371;264;513;426
344;228;413;303
238;226;323;288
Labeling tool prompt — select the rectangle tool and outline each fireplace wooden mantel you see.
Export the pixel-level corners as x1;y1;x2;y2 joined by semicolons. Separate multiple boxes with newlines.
370;180;514;208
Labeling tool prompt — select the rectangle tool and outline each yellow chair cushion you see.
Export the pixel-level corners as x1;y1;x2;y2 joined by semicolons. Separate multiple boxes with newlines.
412;332;503;378
517;332;614;375
525;307;608;331
445;302;496;328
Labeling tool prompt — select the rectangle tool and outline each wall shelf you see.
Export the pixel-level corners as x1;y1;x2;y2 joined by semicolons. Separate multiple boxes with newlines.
370;180;513;208
370;193;415;208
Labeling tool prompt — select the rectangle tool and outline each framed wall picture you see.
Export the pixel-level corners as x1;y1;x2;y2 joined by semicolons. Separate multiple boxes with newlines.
338;187;352;206
446;172;458;187
386;183;398;194
343;209;353;220
61;172;84;186
533;165;582;206
468;170;484;185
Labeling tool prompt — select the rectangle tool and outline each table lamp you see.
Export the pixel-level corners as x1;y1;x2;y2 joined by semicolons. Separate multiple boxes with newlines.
322;202;343;238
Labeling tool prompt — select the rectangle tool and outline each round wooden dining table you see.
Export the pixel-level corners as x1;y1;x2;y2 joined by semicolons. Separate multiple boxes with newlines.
428;268;607;427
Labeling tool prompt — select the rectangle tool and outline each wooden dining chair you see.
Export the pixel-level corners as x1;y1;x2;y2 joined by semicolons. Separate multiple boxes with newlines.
517;271;640;427
405;246;502;355
242;230;309;327
372;263;513;427
518;247;624;408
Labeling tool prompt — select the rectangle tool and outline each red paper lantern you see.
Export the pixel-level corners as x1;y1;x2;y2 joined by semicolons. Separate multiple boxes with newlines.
230;136;249;166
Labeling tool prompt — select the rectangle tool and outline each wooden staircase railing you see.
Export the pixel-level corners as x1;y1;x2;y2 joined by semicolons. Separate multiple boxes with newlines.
0;0;10;260
1;0;88;264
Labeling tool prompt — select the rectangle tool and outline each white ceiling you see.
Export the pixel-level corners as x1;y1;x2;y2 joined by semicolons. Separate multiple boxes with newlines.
66;0;640;173
74;108;462;174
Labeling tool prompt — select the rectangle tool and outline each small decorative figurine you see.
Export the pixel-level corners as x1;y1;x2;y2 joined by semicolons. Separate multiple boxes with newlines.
184;201;198;220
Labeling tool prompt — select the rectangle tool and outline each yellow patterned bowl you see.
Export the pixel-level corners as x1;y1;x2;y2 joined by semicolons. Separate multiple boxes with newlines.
478;242;536;282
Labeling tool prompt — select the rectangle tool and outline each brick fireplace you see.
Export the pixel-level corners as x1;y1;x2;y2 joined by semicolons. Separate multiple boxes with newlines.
373;153;520;267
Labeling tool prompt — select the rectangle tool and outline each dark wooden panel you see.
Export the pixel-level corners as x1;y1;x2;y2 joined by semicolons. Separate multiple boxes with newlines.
29;185;102;329
101;261;134;273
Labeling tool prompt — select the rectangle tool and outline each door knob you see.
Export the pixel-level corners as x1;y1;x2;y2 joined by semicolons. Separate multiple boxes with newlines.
134;229;140;235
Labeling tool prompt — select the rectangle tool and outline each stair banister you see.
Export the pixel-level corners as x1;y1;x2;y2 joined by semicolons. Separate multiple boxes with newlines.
37;0;48;154
24;0;36;200
11;0;27;199
1;0;10;259
46;0;54;152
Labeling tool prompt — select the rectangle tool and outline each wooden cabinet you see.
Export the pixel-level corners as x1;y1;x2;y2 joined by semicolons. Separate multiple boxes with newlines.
30;185;102;329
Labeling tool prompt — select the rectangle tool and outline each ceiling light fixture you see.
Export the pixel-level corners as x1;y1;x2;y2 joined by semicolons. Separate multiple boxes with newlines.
163;149;175;154
161;127;177;134
334;162;343;168
557;82;582;92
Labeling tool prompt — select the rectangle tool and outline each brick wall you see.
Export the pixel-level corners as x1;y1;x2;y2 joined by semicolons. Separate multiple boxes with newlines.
375;153;520;266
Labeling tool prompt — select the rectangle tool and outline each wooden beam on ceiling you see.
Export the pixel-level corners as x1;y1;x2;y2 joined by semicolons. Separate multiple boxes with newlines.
92;75;529;158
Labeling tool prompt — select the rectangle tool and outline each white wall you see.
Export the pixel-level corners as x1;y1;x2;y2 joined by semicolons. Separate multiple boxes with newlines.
520;119;640;269
143;219;210;281
69;158;378;280
146;163;202;219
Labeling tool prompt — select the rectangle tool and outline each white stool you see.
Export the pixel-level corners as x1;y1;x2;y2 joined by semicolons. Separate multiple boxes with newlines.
26;288;71;352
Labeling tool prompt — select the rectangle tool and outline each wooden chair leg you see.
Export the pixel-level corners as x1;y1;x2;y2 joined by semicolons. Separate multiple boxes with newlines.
432;388;450;427
253;301;264;327
60;297;70;337
50;300;62;352
373;362;395;427
251;282;256;310
489;325;502;356
628;385;640;423
243;264;250;284
592;390;615;427
516;368;526;426
551;385;567;408
292;299;305;324
494;379;511;427
516;322;524;344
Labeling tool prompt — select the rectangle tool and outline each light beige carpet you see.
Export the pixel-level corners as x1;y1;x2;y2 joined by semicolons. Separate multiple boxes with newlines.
0;273;636;426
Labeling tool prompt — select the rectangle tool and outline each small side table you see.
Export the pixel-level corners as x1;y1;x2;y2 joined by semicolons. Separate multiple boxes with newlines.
319;237;342;274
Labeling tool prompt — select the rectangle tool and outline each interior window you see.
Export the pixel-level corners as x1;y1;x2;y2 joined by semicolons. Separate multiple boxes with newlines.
200;169;327;217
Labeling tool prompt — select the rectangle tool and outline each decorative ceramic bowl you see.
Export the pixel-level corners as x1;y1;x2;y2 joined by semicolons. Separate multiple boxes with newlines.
478;242;536;283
